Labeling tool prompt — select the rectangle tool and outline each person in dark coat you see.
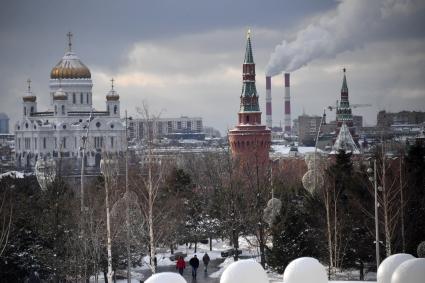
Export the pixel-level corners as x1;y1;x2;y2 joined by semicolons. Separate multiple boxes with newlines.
28;271;41;283
176;256;186;275
189;254;200;279
202;253;211;272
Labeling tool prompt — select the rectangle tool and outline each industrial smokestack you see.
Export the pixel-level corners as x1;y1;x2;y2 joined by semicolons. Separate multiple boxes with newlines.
284;73;291;134
266;76;272;129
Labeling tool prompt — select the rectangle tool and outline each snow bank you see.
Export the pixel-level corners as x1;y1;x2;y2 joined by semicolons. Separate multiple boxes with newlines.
220;260;268;283
391;258;425;283
377;253;414;283
283;257;327;283
0;171;31;181
144;272;187;283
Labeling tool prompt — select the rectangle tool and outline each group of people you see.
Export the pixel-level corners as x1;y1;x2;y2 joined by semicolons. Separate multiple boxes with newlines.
176;253;211;279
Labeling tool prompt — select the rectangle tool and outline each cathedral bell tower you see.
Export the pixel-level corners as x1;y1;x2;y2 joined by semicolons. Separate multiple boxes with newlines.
228;30;271;165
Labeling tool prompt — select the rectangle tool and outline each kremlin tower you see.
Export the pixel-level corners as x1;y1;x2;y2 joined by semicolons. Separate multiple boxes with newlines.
336;68;354;134
228;30;271;165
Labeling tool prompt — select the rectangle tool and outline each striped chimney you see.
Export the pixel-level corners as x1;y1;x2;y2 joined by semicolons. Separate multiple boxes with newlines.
266;76;272;128
284;73;291;133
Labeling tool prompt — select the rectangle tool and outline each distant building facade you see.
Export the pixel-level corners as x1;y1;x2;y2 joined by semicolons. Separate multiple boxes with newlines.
297;115;323;146
128;116;204;141
0;113;9;134
377;110;425;127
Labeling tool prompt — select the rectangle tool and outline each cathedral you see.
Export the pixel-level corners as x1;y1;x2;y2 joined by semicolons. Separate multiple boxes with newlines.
14;33;125;171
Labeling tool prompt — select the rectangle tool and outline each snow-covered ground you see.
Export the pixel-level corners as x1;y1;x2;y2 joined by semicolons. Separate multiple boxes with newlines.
92;237;377;283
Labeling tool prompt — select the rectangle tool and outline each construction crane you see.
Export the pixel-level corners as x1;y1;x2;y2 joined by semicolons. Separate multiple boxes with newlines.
327;100;372;111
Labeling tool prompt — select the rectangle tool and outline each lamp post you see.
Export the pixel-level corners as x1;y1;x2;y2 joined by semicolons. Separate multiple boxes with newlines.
313;109;326;192
367;159;380;269
80;109;94;212
100;157;114;283
124;110;133;283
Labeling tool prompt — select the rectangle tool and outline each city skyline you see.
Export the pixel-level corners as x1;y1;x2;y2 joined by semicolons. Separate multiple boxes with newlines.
1;0;424;135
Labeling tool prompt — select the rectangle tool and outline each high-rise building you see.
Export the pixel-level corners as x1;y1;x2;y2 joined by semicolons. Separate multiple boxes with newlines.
0;113;9;134
228;30;271;164
14;33;125;170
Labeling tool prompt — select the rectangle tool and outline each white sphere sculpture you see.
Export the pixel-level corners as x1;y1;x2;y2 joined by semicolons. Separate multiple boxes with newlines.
145;272;187;283
220;260;268;283
391;258;425;283
377;253;415;283
283;257;327;283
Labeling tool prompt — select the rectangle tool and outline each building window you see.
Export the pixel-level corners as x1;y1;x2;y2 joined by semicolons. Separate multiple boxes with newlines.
62;137;66;149
114;105;117;115
34;138;37;150
86;93;89;104
94;137;103;148
43;137;46;149
167;121;172;133
24;107;26;116
24;138;31;149
177;121;182;130
80;93;83;104
73;93;76;104
55;138;57;149
55;105;57;115
18;138;21;150
110;137;114;148
61;105;65;115
187;121;191;129
30;106;34;114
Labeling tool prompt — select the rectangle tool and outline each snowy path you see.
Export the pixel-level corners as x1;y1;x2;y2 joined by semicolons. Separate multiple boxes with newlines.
138;258;224;283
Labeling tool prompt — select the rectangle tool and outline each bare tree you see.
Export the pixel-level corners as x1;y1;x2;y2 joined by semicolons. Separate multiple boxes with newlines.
0;183;12;258
134;102;169;274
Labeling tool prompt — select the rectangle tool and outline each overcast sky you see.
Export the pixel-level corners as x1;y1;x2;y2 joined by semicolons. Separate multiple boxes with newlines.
1;0;424;135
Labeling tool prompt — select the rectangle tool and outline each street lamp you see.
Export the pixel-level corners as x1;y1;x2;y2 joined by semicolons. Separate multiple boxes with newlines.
367;159;380;269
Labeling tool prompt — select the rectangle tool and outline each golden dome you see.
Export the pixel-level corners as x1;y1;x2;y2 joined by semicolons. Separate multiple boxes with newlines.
50;51;91;79
53;88;67;100
23;96;36;102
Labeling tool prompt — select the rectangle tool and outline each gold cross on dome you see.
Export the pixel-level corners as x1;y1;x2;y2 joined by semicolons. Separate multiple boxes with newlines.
111;78;115;90
27;78;31;92
67;32;73;51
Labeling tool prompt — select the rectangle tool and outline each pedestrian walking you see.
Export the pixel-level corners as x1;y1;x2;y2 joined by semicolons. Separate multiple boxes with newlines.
189;254;200;279
176;256;186;275
202;252;211;273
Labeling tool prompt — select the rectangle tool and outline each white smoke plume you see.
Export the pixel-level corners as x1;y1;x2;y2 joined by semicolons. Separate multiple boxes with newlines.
265;0;425;76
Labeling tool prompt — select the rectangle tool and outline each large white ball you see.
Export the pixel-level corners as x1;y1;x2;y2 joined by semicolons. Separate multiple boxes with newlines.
377;253;415;283
391;258;425;283
220;260;268;283
145;272;187;283
283;257;327;283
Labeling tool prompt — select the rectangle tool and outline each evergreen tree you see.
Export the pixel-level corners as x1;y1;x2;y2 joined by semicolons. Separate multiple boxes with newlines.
405;142;425;255
267;187;325;273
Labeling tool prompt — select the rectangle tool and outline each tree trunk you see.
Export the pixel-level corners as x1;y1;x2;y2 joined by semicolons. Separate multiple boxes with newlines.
258;222;266;268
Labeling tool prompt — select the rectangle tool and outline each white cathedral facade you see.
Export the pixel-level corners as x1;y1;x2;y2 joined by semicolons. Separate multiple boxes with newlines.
15;34;125;171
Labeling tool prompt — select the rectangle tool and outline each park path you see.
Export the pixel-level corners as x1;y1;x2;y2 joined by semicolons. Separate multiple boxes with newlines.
137;258;223;283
